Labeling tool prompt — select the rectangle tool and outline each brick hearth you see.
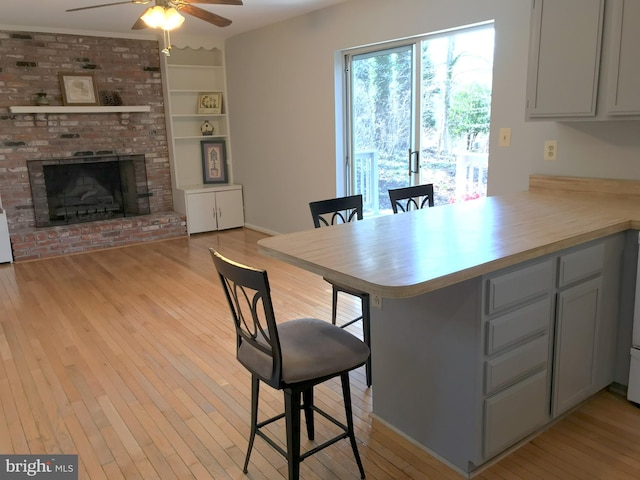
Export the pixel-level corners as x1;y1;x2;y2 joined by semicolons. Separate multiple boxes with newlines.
10;213;185;261
0;30;188;261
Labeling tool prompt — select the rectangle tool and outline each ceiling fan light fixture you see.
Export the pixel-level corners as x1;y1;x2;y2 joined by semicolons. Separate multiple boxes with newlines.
163;7;185;30
141;5;185;31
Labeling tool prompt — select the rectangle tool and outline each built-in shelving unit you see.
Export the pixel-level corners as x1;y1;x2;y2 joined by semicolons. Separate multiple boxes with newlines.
8;105;151;114
162;46;243;234
164;49;231;187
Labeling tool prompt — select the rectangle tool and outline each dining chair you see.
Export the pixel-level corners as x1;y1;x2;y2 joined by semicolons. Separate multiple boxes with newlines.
210;249;368;480
388;183;435;213
309;194;372;387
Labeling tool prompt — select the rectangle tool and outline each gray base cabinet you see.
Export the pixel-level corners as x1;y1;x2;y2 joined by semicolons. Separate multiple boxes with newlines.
554;277;602;416
482;258;555;460
484;370;549;459
371;233;625;475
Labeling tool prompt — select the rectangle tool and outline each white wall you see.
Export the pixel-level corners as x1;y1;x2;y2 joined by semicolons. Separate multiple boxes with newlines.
225;0;640;235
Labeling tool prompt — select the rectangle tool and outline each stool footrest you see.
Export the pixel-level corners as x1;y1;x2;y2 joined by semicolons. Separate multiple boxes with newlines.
255;405;350;463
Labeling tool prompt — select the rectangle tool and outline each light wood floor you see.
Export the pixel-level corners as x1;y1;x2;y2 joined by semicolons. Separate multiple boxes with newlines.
0;228;638;479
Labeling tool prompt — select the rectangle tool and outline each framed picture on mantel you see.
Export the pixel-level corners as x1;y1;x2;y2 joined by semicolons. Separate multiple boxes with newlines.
201;139;228;184
59;72;99;106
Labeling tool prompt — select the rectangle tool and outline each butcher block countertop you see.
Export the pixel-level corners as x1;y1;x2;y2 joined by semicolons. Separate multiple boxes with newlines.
258;176;640;299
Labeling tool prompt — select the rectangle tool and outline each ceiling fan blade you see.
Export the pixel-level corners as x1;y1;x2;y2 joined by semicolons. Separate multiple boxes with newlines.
131;16;148;30
66;0;150;12
179;4;233;27
186;0;243;5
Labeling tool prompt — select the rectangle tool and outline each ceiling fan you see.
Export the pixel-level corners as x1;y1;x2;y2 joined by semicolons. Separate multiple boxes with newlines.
66;0;244;30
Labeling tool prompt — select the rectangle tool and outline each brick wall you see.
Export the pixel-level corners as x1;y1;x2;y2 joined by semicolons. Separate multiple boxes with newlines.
0;30;187;261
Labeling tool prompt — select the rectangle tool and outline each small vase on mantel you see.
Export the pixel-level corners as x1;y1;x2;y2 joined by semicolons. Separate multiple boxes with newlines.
34;93;49;106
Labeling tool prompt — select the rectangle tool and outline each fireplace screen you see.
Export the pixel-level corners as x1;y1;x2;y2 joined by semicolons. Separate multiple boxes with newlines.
28;154;151;227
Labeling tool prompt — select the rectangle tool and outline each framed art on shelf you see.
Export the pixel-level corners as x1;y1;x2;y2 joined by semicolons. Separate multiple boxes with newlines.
201;139;228;184
59;72;100;106
197;92;222;114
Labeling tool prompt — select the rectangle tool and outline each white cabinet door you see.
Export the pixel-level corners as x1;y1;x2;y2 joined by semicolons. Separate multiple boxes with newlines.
215;189;244;230
186;191;217;234
526;0;604;118
184;187;244;234
605;0;640;115
0;208;13;263
553;276;602;417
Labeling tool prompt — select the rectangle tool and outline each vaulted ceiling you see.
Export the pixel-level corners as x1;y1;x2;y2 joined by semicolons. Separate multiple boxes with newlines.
1;0;349;41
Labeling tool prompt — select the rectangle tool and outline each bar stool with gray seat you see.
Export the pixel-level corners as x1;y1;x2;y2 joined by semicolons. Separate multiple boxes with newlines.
210;249;369;480
309;194;372;387
388;183;435;213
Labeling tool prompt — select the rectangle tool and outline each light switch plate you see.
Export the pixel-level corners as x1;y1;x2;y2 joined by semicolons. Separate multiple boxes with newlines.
498;128;511;147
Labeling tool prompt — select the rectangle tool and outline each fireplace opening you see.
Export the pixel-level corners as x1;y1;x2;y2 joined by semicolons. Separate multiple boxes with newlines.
28;154;151;227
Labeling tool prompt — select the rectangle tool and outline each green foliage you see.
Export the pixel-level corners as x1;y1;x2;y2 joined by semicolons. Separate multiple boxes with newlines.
350;26;494;211
351;48;412;164
448;83;491;150
421;43;438;132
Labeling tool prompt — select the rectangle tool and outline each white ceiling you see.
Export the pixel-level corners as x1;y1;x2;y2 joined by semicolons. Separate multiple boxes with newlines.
0;0;349;41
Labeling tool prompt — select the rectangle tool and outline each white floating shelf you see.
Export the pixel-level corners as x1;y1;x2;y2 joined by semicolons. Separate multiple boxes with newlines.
8;105;151;114
172;113;225;118
175;135;227;140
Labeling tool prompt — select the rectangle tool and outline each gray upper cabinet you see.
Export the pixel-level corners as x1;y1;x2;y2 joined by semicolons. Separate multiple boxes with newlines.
605;0;640;115
526;0;640;121
526;0;604;118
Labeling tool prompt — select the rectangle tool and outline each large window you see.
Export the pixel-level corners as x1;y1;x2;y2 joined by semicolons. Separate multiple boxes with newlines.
344;23;495;216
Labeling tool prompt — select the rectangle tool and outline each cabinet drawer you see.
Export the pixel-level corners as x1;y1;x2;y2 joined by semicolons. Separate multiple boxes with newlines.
486;259;554;314
485;334;549;394
486;296;552;355
484;370;549;459
558;243;604;287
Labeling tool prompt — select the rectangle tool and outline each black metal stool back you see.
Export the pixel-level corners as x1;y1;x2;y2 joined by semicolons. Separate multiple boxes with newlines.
308;194;372;387
388;183;435;213
309;194;363;227
212;250;282;387
211;249;368;480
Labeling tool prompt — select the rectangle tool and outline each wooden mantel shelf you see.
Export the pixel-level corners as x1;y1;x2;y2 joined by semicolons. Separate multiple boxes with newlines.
8;105;151;114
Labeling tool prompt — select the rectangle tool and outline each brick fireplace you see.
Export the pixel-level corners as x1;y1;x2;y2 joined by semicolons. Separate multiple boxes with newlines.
0;30;187;261
28;154;151;228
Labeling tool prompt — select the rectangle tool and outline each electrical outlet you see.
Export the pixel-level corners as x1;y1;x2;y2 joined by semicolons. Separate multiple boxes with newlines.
498;127;511;147
372;295;383;309
544;140;557;161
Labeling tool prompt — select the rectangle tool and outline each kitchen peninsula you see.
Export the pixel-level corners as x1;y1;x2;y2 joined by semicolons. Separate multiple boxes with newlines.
258;176;640;476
